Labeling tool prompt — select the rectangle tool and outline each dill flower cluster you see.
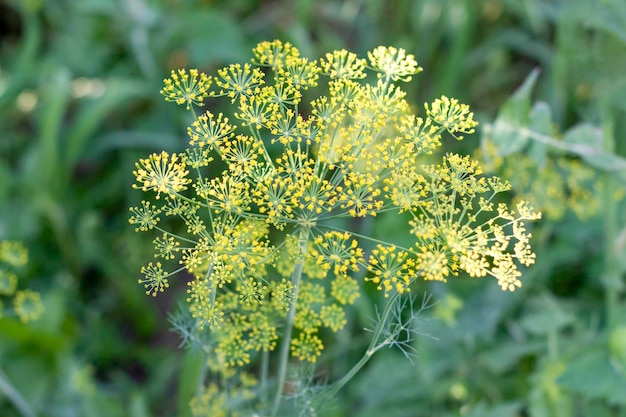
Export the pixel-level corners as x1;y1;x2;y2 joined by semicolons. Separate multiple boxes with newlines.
0;240;43;323
130;40;541;414
478;138;600;220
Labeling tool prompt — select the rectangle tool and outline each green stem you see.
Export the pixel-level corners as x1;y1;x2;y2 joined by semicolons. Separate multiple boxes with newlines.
270;227;310;416
260;349;270;405
327;290;402;397
195;350;209;399
0;366;37;417
601;105;620;329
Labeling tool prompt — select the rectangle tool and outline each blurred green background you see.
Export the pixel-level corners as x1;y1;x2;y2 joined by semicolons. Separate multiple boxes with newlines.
1;0;625;416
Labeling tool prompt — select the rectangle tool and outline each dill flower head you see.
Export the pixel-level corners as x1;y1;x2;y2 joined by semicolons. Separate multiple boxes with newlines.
0;240;44;322
0;270;17;296
14;289;44;323
320;49;367;79
477;137;602;220
131;40;541;376
368;46;422;82
161;69;212;109
133;151;191;199
0;241;28;267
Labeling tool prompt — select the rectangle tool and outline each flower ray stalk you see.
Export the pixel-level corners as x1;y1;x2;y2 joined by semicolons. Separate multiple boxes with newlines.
327;289;402;397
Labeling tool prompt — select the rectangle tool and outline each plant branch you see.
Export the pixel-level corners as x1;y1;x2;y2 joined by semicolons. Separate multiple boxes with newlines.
0;366;37;417
270;227;310;416
327;290;402;397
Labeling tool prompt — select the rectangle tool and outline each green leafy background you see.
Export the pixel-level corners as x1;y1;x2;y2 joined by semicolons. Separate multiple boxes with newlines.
1;0;625;416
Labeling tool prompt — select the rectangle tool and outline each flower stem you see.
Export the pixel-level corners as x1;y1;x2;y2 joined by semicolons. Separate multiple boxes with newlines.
195;350;208;399
260;349;269;405
270;227;309;416
0;366;37;417
600;105;621;329
327;290;401;397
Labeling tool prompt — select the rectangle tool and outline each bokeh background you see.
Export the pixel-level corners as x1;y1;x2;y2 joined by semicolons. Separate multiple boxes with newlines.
1;0;625;416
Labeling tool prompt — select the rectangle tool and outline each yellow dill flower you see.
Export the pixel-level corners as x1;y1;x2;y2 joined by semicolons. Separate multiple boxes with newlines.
253;174;297;226
396;114;441;154
219;134;265;174
365;80;411;117
214;63;265;102
313;231;363;276
133;151;191;199
216;327;250;367
189;298;225;330
291;331;323;363
297;282;326;307
187;111;236;149
366;245;416;296
330;274;360;305
0;269;17;295
236;90;280;128
183;147;213;168
195;174;251;214
329;78;363;104
160;69;212;110
153;233;179;260
0;241;28;267
320;49;367;79
128;200;161;231
276;56;320;90
367;46;422;82
303;247;332;279
384;167;428;212
132;42;543;398
320;304;347;332
296;175;336;216
267;109;309;145
425;96;478;140
294;306;322;333
138;261;169;296
311;96;346;129
336;171;384;217
14;289;44;323
237;277;266;305
252;39;300;68
409;153;541;290
264;83;302;107
247;311;278;351
415;245;451;282
270;278;294;312
477;137;602;220
190;384;227;417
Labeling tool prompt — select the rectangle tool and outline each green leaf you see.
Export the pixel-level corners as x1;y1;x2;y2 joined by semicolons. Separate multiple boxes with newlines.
164;10;248;65
527;101;553;167
563;123;626;171
65;78;151;168
35;63;72;197
557;347;626;405
562;123;603;148
519;293;576;335
528;359;575;417
176;351;205;417
488;68;540;156
461;402;522;417
479;340;544;373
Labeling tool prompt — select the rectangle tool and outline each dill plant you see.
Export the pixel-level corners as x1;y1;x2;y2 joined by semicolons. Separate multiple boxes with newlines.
129;40;541;416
